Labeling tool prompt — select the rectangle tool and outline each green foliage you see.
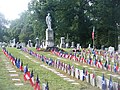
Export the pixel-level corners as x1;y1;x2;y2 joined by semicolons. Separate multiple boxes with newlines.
4;0;120;49
0;12;8;42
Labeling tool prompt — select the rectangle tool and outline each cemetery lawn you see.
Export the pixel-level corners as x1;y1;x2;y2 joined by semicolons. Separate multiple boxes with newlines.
6;47;100;90
0;49;33;90
29;48;120;82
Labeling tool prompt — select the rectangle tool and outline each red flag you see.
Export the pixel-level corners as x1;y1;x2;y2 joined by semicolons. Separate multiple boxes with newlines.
29;70;35;87
20;61;23;72
24;71;30;81
34;75;40;90
24;66;30;81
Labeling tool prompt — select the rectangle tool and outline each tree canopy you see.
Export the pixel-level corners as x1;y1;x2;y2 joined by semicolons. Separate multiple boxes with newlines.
2;0;120;49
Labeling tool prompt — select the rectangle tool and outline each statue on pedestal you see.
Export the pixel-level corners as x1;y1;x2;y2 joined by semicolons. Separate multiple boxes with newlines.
46;13;52;30
45;13;54;48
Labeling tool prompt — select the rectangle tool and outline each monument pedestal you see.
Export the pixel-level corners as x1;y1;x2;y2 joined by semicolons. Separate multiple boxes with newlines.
45;29;54;48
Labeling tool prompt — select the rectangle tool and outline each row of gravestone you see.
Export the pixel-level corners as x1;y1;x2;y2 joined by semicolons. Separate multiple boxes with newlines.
59;37;81;49
53;60;119;90
22;48;119;90
8;37;120;54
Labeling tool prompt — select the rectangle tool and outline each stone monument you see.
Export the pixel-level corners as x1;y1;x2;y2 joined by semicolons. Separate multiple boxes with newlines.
45;13;54;48
60;37;65;48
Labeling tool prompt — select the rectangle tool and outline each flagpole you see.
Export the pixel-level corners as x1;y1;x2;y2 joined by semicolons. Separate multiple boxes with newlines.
92;26;95;49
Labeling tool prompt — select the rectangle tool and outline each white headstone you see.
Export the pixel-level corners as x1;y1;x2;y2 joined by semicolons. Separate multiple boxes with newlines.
60;37;65;48
75;68;79;79
118;44;120;53
77;43;80;49
71;66;75;77
80;70;83;81
42;83;46;90
96;76;102;89
108;46;114;53
90;74;96;86
71;42;75;48
66;43;69;48
35;37;40;48
88;44;91;48
21;43;25;47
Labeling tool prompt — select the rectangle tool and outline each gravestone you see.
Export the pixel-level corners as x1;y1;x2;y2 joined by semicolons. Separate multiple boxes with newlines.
71;42;75;48
105;78;109;90
62;63;64;71
113;82;118;90
86;74;90;83
88;44;91;48
0;42;2;47
90;74;96;87
108;46;114;54
42;83;46;90
27;40;31;47
118;44;120;53
71;66;75;77
10;38;16;47
80;70;83;81
21;42;25;47
45;13;54;48
60;37;65;48
41;41;45;48
96;76;102;89
16;42;20;49
101;45;104;50
35;37;40;48
77;43;80;50
75;68;79;79
66;43;69;48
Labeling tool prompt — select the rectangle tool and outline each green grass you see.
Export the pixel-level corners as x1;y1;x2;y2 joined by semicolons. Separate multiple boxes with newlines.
4;47;100;90
29;48;120;82
0;50;33;90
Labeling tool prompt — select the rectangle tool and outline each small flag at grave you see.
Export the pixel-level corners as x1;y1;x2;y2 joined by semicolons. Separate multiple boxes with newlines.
30;70;35;87
102;74;106;90
34;75;40;90
24;65;30;81
20;61;23;71
108;76;113;90
45;81;49;90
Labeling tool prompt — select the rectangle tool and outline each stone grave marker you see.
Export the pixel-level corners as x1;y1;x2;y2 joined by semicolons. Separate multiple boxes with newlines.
90;74;96;87
80;70;83;81
75;68;79;79
96;76;102;89
77;43;80;50
60;37;66;48
71;42;75;48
